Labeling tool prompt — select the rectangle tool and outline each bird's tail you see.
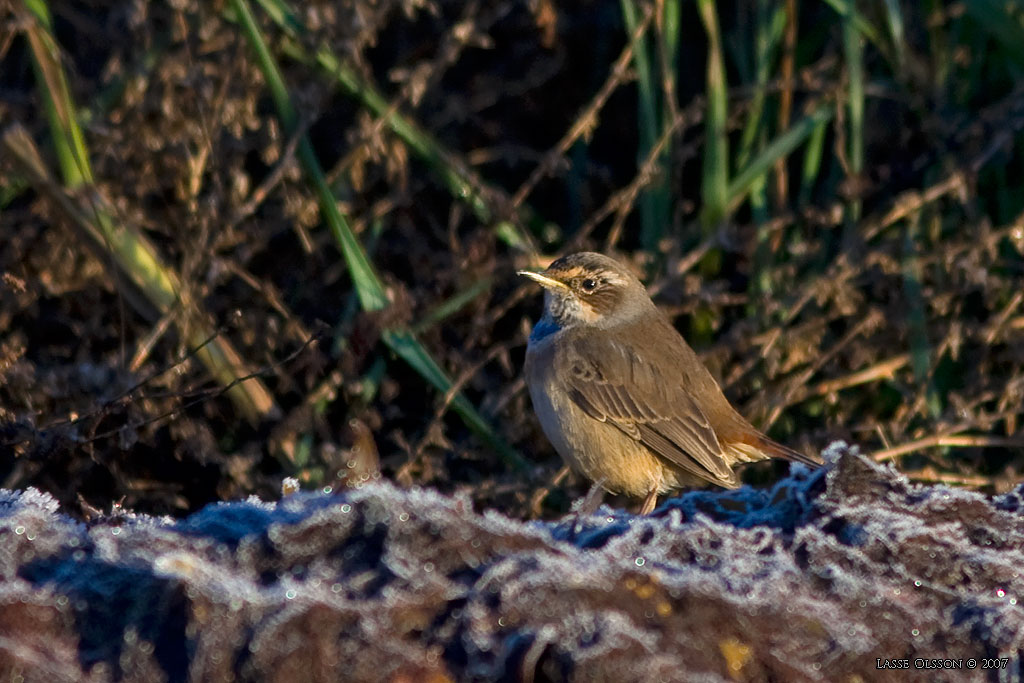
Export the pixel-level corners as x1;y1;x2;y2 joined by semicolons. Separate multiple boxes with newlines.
729;431;823;467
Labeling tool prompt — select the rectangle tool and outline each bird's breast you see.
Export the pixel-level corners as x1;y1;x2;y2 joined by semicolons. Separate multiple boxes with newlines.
524;331;671;498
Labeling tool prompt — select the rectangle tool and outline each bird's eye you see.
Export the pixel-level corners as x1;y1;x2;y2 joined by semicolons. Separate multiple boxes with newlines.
581;278;598;292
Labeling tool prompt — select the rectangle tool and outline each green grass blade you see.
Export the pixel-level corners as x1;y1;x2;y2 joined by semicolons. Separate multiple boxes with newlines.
735;0;787;224
842;0;865;224
661;1;681;102
652;0;679;245
17;0;278;425
234;0;527;471
412;278;494;336
880;0;906;72
902;216;941;418
742;2;783;295
797;115;829;207
22;0;92;187
621;0;662;248
0;176;30;211
963;0;1024;70
252;0;538;255
735;3;785;170
382;329;529;471
820;0;885;51
697;0;729;230
923;0;950;90
727;105;834;214
619;0;657;171
231;0;388;313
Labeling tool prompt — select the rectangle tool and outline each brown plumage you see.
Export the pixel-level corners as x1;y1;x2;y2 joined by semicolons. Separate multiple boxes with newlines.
520;252;820;514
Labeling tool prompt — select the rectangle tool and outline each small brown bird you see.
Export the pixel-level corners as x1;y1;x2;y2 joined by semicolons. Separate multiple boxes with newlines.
520;252;820;514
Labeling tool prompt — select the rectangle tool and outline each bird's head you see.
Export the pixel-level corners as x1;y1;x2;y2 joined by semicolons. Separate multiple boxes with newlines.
518;252;654;330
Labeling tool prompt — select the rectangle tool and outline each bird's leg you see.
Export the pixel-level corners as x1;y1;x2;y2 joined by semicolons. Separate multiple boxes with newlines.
530;465;571;518
574;478;606;516
639;487;658;515
564;479;606;534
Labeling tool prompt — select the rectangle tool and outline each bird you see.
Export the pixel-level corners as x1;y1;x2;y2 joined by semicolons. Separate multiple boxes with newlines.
519;252;821;515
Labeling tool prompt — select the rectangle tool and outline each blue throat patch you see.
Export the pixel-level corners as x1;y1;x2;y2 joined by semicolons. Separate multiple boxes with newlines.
529;317;561;343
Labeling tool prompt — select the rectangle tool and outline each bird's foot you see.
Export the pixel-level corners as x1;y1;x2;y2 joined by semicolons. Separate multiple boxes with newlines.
638;488;658;515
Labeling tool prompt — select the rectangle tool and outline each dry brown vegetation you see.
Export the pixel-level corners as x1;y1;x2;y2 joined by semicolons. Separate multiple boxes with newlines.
1;0;1023;518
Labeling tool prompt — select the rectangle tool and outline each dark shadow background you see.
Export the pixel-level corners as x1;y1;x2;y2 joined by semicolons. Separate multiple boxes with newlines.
1;0;1022;518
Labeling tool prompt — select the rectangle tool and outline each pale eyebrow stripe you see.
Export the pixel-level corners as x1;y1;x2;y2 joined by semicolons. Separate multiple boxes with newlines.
600;271;627;286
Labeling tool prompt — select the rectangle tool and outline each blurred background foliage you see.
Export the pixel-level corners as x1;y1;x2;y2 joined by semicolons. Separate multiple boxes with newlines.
1;0;1022;517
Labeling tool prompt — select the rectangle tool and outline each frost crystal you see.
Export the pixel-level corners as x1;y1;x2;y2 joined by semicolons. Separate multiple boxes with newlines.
0;445;1020;681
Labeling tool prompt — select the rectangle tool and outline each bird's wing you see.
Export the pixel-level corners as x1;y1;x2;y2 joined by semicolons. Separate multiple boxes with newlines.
558;327;738;486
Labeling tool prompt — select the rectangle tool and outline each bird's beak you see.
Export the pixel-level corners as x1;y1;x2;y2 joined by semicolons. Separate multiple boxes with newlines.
517;270;570;292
